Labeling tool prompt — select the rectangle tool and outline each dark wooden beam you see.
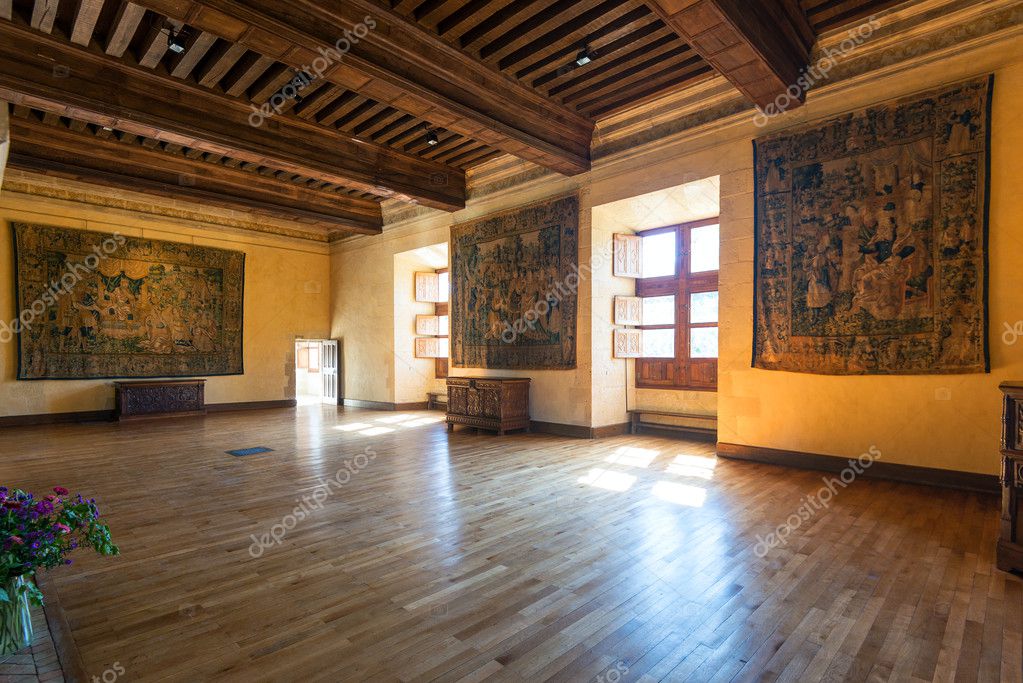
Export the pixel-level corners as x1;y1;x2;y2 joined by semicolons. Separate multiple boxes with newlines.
105;2;147;57
70;0;106;46
132;0;594;176
30;0;59;33
8;116;383;235
0;101;8;189
644;0;814;112
0;18;466;210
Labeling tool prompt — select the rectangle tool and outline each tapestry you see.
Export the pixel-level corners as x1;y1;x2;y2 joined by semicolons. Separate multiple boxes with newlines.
753;76;992;375
451;195;578;369
13;223;245;379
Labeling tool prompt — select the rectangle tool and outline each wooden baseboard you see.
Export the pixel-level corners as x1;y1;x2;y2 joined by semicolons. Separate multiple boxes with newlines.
528;420;590;438
0;410;115;427
997;539;1023;574
592;422;631;439
342;399;429;411
207;399;297;412
35;572;88;683
633;424;717;442
717;442;999;494
530;421;631;439
0;400;299;427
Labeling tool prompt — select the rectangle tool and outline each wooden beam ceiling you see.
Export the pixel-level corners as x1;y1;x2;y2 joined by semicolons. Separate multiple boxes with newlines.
130;0;594;176
7;114;384;236
0;16;467;211
644;0;815;112
0;101;8;191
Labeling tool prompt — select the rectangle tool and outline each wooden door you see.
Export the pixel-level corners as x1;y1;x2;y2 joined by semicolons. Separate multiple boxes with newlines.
320;340;339;405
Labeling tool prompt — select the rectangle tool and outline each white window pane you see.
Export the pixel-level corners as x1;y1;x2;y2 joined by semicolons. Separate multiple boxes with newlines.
690;327;718;358
439;315;449;336
642;329;675;358
642;296;675;326
641;232;676;278
690;291;718;324
690;224;719;273
437;272;450;302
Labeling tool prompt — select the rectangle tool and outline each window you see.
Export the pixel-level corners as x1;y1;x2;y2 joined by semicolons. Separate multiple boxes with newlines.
414;268;449;378
635;219;719;390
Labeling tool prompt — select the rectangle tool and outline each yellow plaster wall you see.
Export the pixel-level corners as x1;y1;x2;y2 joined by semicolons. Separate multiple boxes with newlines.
333;35;1022;474
0;190;331;417
586;44;1022;475
331;179;595;425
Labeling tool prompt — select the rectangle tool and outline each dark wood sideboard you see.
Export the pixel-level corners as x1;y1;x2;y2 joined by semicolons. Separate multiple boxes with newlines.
999;382;1023;573
115;380;207;421
446;377;530;435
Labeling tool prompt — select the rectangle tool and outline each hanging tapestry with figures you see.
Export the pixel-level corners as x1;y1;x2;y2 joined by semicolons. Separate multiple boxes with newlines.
451;195;578;369
752;76;992;375
13;223;245;379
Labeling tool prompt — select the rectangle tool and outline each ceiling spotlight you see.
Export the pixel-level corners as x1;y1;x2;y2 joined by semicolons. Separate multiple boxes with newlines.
575;45;593;67
166;26;186;54
426;131;439;146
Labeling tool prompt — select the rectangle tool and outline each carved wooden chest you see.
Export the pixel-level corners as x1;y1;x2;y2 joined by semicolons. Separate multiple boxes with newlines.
115;380;207;421
446;377;530;435
998;382;1023;573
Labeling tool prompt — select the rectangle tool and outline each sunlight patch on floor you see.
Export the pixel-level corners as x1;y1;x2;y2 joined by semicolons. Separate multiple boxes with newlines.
605;446;661;469
375;414;419;424
578;468;637;492
359;426;396;436
652;481;707;507
399;416;445;428
666;453;717;480
335;422;373;431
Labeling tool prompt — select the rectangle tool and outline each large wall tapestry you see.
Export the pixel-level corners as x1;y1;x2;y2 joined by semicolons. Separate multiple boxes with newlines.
753;76;992;375
13;223;244;379
451;195;578;369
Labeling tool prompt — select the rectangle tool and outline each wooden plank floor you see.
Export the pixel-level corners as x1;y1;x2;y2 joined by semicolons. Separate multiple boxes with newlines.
0;406;1019;682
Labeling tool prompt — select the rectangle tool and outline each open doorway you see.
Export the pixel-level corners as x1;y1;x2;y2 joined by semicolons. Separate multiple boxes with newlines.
295;340;339;406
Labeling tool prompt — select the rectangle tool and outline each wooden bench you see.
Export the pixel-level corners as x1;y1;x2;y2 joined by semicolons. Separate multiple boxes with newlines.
427;392;448;411
629;410;717;441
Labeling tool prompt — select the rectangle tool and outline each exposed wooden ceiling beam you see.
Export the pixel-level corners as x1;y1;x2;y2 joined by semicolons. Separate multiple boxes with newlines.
8;115;383;235
30;0;58;34
0;19;466;211
0;101;9;190
131;0;594;176
644;0;815;112
106;2;147;57
71;0;106;46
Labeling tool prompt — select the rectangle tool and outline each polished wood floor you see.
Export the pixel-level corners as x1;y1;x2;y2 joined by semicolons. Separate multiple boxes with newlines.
0;407;1018;682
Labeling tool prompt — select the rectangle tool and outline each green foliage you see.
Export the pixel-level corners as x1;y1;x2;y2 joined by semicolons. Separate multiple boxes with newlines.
1;487;119;606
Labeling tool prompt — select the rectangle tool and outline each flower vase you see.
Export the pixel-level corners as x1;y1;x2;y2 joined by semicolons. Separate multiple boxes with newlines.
0;577;33;657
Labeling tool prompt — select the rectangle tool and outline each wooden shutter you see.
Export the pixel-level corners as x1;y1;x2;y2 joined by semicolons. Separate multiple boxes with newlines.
613;329;642;359
613;234;642;278
415;272;441;303
614;296;642;326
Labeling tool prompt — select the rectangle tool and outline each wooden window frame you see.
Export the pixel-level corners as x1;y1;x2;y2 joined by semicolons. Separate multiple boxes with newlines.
636;218;719;391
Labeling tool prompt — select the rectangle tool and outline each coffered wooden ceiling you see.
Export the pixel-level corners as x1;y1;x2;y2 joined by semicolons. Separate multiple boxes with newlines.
0;0;908;240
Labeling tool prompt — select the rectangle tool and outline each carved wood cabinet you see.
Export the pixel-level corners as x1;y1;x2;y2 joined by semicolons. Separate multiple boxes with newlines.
115;380;207;421
446;377;530;435
998;382;1023;573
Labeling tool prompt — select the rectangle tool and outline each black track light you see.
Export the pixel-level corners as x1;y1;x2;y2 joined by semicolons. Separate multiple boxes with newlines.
426;130;439;146
575;45;593;67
